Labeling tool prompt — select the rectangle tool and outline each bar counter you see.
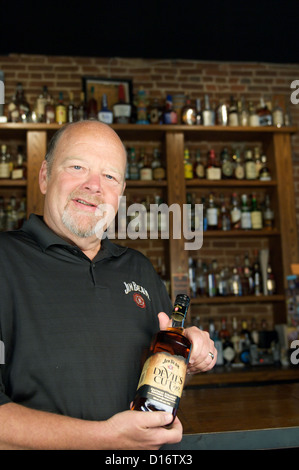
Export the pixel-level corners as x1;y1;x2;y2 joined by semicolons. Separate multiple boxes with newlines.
179;366;299;450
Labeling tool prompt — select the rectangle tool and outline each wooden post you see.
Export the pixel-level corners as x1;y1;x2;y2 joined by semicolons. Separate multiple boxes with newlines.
26;131;47;216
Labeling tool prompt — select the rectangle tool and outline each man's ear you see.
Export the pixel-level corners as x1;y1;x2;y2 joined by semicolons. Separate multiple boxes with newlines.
39;160;48;195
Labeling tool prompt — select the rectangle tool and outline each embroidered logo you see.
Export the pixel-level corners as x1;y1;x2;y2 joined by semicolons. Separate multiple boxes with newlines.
133;293;146;308
123;281;151;301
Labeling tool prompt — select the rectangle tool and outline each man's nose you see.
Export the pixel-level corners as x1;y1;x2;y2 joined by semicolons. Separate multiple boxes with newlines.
82;173;102;193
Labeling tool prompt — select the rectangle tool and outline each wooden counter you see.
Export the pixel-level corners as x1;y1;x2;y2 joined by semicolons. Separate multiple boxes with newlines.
178;376;299;449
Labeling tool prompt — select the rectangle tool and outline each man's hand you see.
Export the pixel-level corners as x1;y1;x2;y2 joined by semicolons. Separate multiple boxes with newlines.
105;410;183;450
158;312;217;373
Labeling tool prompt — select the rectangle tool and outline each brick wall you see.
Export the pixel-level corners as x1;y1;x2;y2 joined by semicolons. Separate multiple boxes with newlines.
1;53;298;330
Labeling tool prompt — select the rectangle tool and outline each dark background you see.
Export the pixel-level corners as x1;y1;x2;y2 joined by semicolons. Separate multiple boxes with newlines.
0;0;297;63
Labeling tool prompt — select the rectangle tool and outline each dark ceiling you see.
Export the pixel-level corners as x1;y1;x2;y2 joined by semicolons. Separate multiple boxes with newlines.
0;0;298;64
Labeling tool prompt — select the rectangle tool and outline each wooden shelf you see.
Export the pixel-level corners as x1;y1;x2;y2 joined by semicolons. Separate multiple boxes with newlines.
0;179;27;186
201;229;280;237
186;179;277;187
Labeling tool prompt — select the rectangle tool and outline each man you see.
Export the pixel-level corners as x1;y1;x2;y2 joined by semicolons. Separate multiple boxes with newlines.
0;120;216;449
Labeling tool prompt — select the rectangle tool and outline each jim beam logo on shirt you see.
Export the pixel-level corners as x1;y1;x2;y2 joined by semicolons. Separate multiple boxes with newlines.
124;281;150;308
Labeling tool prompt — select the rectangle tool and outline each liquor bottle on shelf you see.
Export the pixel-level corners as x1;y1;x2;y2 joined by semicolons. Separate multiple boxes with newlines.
149;98;162;124
218;194;231;231
194;149;205;179
230;317;241;361
202;94;215;126
151;148;166;180
17;198;26;229
220;147;233;179
242;252;254;295
245;149;257;180
34;85;49;122
207;260;219;297
44;91;55;124
240;194;252;230
67;92;77;123
216;100;228;126
248;102;260;127
228;95;239;126
98;94;113;124
6;196;18;231
266;263;276;295
184;148;193;179
163;95;177;124
230;265;242;296
259;155;271;181
254;147;263;176
87;86;98;119
230;193;241;229
0;144;11;179
140;152;153;181
113;84;132;123
11;145;26;180
55;92;67;125
131;294;191;422
257;98;273;126
233;149;245;180
238;97;249;126
263;194;274;229
251;193;263;230
77;92;87;121
128;147;139;180
206;149;221;180
272;100;284;127
252;252;263;295
195;260;208;296
188;257;197;298
206;193;218;230
8;83;31;123
181;98;196;125
195;98;202;125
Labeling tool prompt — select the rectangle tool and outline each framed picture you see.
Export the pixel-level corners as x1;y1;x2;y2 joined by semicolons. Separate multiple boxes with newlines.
82;77;133;109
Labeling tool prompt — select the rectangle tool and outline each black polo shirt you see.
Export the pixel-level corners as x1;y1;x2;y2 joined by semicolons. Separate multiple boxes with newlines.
0;214;172;421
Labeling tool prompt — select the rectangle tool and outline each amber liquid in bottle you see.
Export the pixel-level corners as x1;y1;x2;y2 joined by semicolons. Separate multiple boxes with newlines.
132;294;191;422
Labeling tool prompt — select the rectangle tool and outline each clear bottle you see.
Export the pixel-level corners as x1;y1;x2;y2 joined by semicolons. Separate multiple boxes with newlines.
254;147;263;176
208;259;219;297
272;101;284;127
35;85;49;122
230;193;241;229
259;155;271;181
218;194;231;231
195;98;202;125
252;252;263;295
238;97;249;126
181;98;196;125
44;91;55;124
248;102;260;127
131;294;191;422
0;144;11;179
113;84;132;124
216;100;228;126
206;193;218;230
98;94;113;124
233;149;245;180
202;94;215;126
228;95;239;126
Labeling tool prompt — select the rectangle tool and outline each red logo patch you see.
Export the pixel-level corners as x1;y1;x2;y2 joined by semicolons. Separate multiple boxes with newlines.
133;293;146;308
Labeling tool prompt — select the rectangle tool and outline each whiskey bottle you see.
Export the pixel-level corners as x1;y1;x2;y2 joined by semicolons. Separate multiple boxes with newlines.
98;94;113;124
184;148;193;179
131;294;191;421
113;84;132;123
245;149;257;180
151;148;166;180
67;92;77;123
220;147;233;179
202;94;215;126
87;86;98;119
181;98;196;125
0;144;11;179
228;96;239;126
206;149;221;180
251;193;263;230
35;85;49;122
194;149;205;179
44;92;55;124
257;98;273;126
55;92;67;125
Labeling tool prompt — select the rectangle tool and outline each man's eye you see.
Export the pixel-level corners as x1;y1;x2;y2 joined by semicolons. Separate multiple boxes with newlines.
105;174;114;180
73;165;82;170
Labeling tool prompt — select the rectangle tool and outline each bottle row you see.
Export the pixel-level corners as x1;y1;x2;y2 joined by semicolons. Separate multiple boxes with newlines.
188;191;274;231
184;146;271;181
126;147;166;181
2;83;292;128
0;196;26;231
0;144;27;180
188;251;276;298
206;317;280;366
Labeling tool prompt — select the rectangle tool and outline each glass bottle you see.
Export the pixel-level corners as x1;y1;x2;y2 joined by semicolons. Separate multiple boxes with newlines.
248;102;260;127
240;194;252;230
252;252;263;295
238;97;249;126
77;92;87;121
163;95;177;124
208;259;219;297
206;193;218;230
245;149;257;180
202;94;215;126
113;84;132;124
87;86;98;119
263;194;274;229
151;148;166;181
0;144;11;179
221;147;233;179
11;145;26;180
44;91;55;124
128;147;139;180
230;193;241;229
131;294;191;422
55;92;67;125
233;149;245;180
0;196;6;231
181;98;196;125
98;94;113;124
194;149;205;179
184;148;193;179
251;193;263;230
259;155;271;181
228;95;239;126
216;100;228;126
272;101;284;127
140;152;153;181
8;83;30;122
206;149;221;180
195;98;202;125
257;97;273;126
266;264;276;295
254;147;263;176
67;91;77;123
35;85;49;122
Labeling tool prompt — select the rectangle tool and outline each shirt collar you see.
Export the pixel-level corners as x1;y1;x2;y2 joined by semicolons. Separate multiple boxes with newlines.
22;214;127;259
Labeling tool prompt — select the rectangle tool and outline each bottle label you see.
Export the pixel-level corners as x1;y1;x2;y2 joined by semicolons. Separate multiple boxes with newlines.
206;167;221;180
241;212;252;229
251;211;262;229
207;207;218;226
136;352;187;407
153;167;165;180
0;163;10;178
113;104;131;118
140;168;153;180
195;163;205;178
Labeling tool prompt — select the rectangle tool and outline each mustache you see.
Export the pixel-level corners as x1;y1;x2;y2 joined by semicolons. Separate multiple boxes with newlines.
68;191;103;207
